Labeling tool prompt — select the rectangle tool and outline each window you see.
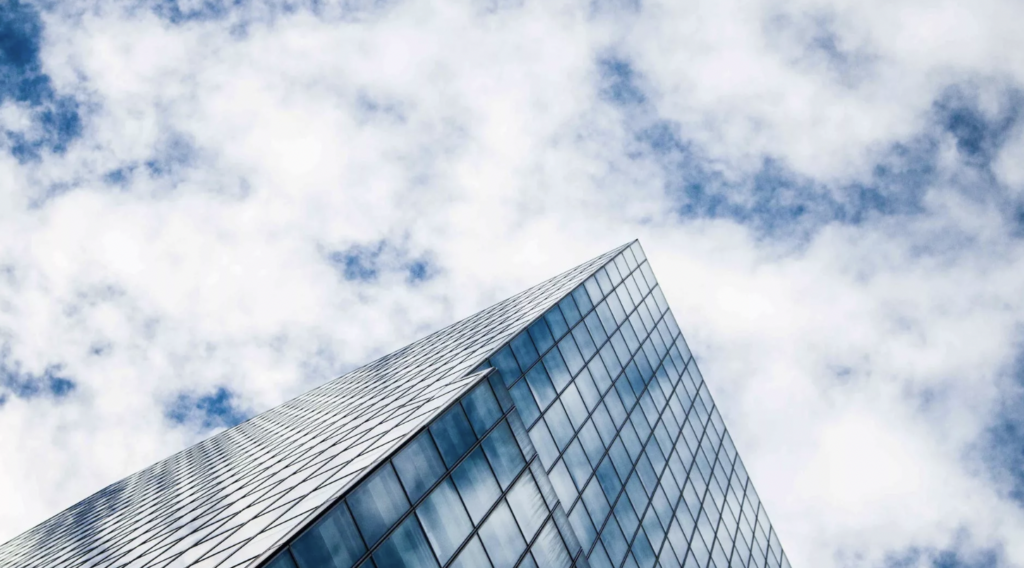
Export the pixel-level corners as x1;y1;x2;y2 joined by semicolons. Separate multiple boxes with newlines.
478;501;527;568
462;382;502;437
430;405;477;468
452;448;501;525
417;479;472;564
482;421;526;490
291;502;365;568
372;516;439;568
348;464;410;546
505;473;547;542
393;432;446;503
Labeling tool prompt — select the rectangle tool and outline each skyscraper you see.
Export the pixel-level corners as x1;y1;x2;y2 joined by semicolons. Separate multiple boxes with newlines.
0;241;790;568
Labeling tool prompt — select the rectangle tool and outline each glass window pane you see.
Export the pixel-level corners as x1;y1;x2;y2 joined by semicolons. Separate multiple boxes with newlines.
601;517;628;566
572;286;594;315
529;421;559;470
548;459;578;505
584;276;603;305
585;311;609;345
531;520;571;568
462;382;503;437
452;448;501;525
544;402;574;451
510;380;541;426
525;364;557;410
482;421;526;490
558;336;586;377
562;441;591;490
588;357;612;393
518;552;539;568
528;319;556;355
417;479;472;564
560;384;588;430
575;369;601;411
545;307;570;340
349;464;410;546
511;333;540;371
291;501;365;568
581;478;611;524
479;501;527;568
430;405;477;468
542;349;573;393
491;346;522;387
451;536;492;568
569;503;597;550
372;516;439;568
506;472;547;541
596;267;613;294
572;324;598;361
267;552;298;568
558;295;582;326
393;431;446;503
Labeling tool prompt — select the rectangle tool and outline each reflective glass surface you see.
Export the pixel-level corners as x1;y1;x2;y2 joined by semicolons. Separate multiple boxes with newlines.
0;242;790;568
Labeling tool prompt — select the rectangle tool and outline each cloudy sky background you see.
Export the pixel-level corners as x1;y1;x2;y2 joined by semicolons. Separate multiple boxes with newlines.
2;0;1024;566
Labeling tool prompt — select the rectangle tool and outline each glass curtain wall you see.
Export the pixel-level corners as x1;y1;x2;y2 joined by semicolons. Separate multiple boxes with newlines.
263;243;790;568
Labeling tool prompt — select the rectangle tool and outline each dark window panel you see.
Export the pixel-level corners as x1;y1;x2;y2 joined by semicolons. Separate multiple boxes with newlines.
430;405;477;468
348;464;410;546
510;381;541;426
416;479;472;565
511;333;540;372
558;295;582;327
266;551;298;568
528;319;556;355
462;382;503;437
482;421;526;491
393;431;446;503
371;516;439;568
491;346;523;387
452;448;501;525
291;502;365;568
572;324;598;361
571;286;594;315
544;307;571;341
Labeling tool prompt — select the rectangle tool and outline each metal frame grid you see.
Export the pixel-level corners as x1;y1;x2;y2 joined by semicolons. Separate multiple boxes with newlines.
0;241;792;568
0;245;629;568
257;241;791;568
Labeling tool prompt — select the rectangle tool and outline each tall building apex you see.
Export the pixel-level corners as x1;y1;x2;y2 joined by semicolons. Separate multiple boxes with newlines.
0;240;790;568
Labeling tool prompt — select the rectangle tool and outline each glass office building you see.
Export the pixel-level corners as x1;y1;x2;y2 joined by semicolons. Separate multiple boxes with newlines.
0;241;790;568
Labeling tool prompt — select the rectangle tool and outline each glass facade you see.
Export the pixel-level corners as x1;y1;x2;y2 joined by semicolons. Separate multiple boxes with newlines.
0;242;790;568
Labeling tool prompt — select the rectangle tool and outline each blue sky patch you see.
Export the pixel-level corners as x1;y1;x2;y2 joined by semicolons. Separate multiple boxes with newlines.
591;54;1024;241
0;0;83;161
166;386;249;430
326;240;436;284
934;85;1022;169
0;355;77;405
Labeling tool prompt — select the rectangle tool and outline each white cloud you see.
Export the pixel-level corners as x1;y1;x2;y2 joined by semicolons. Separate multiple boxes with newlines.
2;0;1024;567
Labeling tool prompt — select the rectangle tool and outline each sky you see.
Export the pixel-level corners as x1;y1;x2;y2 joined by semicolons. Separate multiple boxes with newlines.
0;0;1023;566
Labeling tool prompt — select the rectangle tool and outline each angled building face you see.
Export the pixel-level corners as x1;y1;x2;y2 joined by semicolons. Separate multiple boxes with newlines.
0;242;791;568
